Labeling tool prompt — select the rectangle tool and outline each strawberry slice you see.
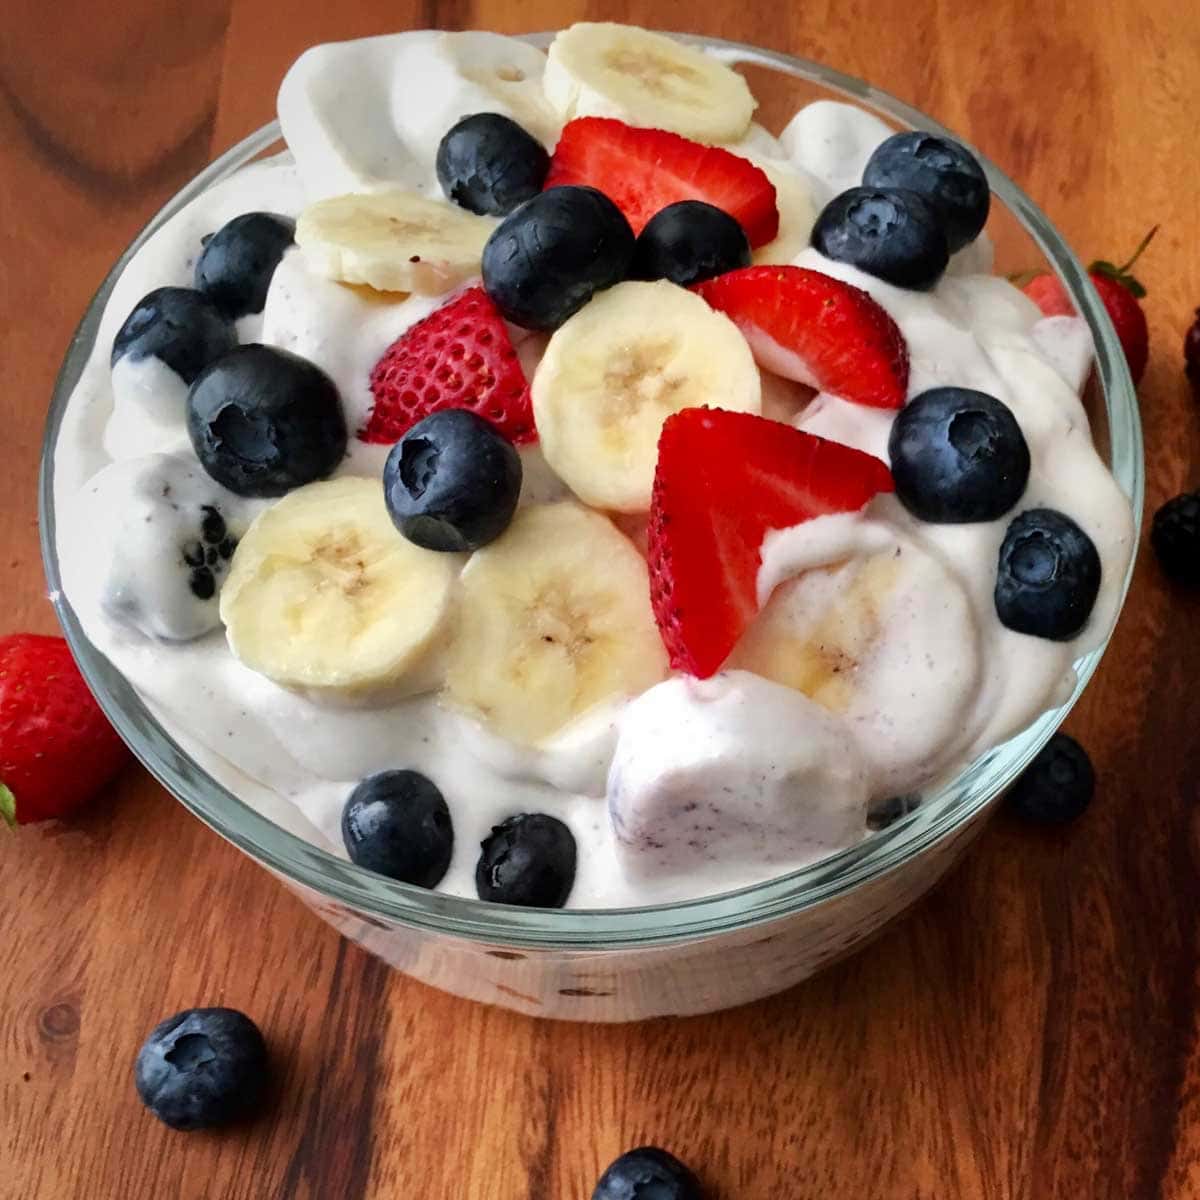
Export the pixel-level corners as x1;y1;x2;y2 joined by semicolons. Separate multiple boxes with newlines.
544;117;779;248
695;265;909;409
647;408;894;678
363;286;534;445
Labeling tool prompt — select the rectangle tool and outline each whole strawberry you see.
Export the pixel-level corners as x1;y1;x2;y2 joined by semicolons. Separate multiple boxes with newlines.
0;634;130;825
1185;308;1200;397
1022;227;1155;385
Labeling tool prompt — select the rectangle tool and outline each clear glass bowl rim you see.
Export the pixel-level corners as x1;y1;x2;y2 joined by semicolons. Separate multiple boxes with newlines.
39;31;1144;950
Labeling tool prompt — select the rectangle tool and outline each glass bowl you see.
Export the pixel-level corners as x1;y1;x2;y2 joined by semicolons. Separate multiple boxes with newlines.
40;32;1143;1022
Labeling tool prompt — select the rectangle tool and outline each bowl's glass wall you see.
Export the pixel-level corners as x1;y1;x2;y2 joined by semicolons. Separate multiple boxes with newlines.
40;35;1143;954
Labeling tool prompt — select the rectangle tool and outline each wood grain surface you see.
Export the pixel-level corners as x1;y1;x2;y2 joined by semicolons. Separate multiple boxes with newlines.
2;1;1199;1196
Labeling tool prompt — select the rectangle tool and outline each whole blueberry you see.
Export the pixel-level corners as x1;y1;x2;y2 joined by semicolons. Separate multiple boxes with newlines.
888;386;1030;523
384;408;521;552
995;508;1102;640
134;1007;268;1131
112;286;237;384
863;131;990;254
631;200;751;287
476;813;576;908
811;186;949;290
482;185;635;331
341;770;454;888
1151;490;1200;584
593;1147;703;1200
436;113;550;217
195;212;295;318
1006;732;1095;824
187;344;346;497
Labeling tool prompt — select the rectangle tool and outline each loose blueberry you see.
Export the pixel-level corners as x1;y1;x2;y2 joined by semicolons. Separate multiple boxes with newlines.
888;386;1030;523
342;770;454;888
631;200;751;287
1151;491;1200;584
811;186;949;290
863;131;990;254
384;408;521;552
134;1007;269;1131
194;212;295;319
1007;732;1095;824
482;185;635;331
593;1147;703;1200
188;567;216;600
436;112;550;217
476;813;576;908
995;508;1101;640
112;286;237;385
187;344;346;497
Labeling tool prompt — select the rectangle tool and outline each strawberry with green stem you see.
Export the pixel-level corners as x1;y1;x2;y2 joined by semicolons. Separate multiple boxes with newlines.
1021;227;1156;385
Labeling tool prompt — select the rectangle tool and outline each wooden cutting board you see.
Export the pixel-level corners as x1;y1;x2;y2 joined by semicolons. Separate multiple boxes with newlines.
3;1;1199;1195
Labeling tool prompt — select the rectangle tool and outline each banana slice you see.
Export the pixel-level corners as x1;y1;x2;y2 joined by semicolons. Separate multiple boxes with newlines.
295;190;497;294
751;158;818;266
544;22;756;143
730;530;983;789
531;280;761;512
220;476;458;698
443;502;667;745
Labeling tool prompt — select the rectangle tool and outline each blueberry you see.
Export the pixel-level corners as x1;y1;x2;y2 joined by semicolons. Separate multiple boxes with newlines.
863;131;990;255
189;567;216;600
482;185;635;331
112;286;237;385
631;200;750;287
436;113;550;217
593;1147;703;1200
995;508;1102;640
1151;491;1200;584
811;186;948;290
194;212;295;318
134;1007;268;1131
187;344;346;497
476;813;576;908
384;408;521;552
1007;732;1095;824
888;387;1030;523
867;793;922;830
341;770;454;888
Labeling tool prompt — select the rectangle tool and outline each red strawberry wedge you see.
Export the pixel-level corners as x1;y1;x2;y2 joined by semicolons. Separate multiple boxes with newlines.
647;409;894;678
363;286;535;445
545;117;779;248
695;266;909;409
0;634;130;826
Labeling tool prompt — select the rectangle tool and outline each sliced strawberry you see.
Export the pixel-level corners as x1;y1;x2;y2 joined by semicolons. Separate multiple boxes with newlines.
647;408;894;678
363;286;534;445
544;117;779;248
695;265;909;409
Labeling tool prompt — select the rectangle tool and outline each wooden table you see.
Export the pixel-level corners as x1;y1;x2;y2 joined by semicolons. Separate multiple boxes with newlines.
3;1;1199;1195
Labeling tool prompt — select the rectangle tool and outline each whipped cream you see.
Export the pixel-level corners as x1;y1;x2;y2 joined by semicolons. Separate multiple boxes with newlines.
54;30;1134;907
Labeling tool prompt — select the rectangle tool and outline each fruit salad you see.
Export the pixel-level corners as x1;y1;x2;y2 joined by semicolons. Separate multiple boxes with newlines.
53;23;1135;909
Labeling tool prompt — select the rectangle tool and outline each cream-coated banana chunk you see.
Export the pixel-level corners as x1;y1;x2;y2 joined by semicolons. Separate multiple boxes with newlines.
731;516;985;791
608;672;870;882
443;502;667;745
749;157;818;266
220;476;459;699
544;22;756;143
295;190;496;294
531;280;761;512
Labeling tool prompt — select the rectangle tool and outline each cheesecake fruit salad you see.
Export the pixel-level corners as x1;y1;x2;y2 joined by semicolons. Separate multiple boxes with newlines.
54;23;1135;911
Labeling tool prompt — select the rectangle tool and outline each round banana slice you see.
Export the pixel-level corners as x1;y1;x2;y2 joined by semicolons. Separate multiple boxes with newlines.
220;476;458;698
531;280;761;512
443;502;667;745
544;22;756;143
295;190;497;294
751;158;818;266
